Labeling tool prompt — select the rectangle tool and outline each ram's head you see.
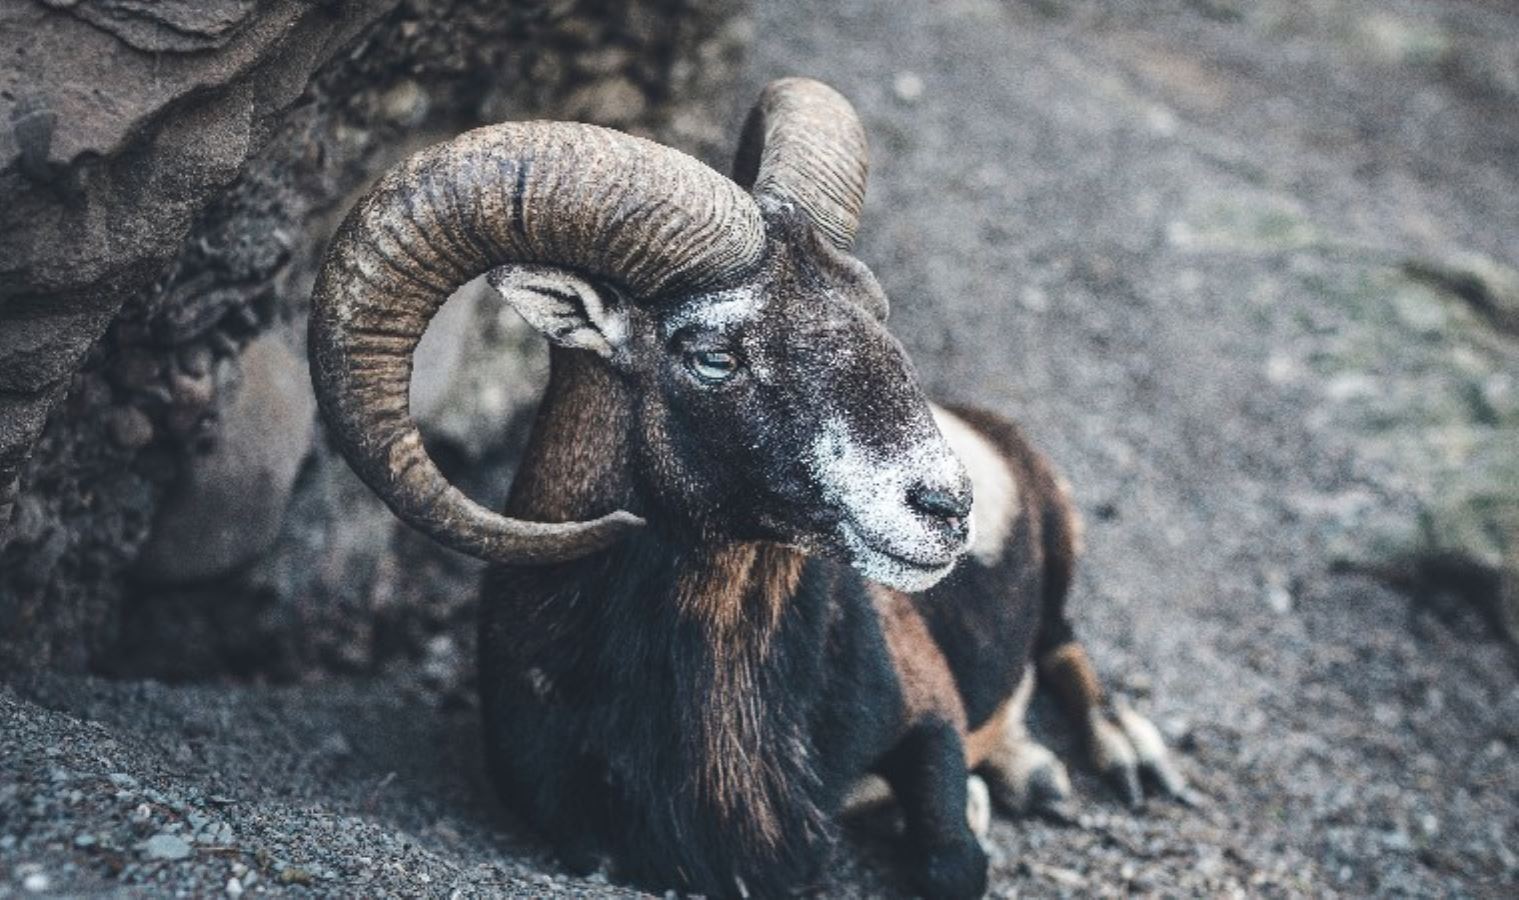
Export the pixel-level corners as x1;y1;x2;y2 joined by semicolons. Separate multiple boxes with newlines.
310;78;972;591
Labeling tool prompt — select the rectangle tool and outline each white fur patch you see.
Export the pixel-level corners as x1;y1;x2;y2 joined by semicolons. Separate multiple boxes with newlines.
966;774;992;840
1088;708;1139;773
931;406;1019;566
990;738;1071;815
664;286;764;333
525;666;553;699
808;417;969;593
840;774;893;815
1007;665;1036;724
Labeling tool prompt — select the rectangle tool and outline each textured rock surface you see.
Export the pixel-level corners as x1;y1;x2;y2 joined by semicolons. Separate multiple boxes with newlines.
0;0;748;672
0;0;396;535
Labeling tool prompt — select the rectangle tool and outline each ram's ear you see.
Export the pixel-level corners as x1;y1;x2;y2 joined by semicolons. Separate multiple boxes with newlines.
487;264;630;360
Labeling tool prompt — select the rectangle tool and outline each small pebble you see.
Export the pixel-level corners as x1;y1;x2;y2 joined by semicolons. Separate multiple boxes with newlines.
1263;570;1293;614
226;876;244;898
380;80;429;126
142;833;193;861
277;866;312;886
893;71;924;103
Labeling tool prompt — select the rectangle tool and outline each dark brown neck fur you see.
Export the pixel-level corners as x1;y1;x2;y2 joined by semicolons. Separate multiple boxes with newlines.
505;347;639;523
505;348;813;852
673;541;807;851
675;541;804;642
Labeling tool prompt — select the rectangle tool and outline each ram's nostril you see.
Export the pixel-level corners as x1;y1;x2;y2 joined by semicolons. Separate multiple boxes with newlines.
907;482;973;522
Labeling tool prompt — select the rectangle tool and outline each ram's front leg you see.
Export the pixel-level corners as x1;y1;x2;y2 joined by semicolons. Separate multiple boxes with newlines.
480;677;614;875
1039;640;1199;808
878;718;988;900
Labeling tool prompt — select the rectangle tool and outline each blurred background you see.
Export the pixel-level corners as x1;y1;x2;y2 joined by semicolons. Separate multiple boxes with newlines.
1;0;1515;895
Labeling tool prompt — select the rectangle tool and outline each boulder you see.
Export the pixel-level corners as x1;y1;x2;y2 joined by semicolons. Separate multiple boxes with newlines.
0;0;397;546
134;331;314;583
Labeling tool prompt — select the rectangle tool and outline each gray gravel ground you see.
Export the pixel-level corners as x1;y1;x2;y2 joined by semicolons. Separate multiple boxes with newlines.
5;0;1519;896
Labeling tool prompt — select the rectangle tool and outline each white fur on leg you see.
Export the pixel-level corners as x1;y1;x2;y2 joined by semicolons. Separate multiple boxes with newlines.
840;774;893;817
1086;701;1203;807
1114;701;1196;802
965;774;991;840
1114;702;1168;765
1006;664;1036;722
1088;708;1140;775
983;738;1072;815
1088;705;1143;805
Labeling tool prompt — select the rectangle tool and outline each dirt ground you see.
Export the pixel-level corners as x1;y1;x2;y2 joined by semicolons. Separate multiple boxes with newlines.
4;0;1518;896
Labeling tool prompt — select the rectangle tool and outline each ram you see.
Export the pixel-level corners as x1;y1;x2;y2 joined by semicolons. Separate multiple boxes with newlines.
309;78;1192;899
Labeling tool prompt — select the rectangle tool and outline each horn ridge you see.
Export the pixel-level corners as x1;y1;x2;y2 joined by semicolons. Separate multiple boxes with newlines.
734;77;869;251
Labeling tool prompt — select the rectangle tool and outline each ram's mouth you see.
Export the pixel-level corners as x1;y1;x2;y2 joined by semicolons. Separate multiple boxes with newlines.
838;519;963;593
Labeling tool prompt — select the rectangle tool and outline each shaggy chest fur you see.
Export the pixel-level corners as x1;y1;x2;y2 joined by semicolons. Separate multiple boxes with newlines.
480;537;911;895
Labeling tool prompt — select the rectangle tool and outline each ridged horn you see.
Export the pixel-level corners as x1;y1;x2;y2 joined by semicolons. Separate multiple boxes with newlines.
310;122;765;565
733;77;869;251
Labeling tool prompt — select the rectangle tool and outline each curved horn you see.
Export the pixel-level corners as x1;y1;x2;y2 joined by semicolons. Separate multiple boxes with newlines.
310;122;764;565
733;77;869;251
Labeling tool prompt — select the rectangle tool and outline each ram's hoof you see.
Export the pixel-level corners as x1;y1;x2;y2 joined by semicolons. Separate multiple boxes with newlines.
982;736;1077;824
1089;701;1202;809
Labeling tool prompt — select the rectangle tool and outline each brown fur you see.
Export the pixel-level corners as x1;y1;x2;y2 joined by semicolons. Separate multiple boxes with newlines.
675;543;803;647
870;585;968;735
506;349;637;522
1039;641;1106;719
675;542;806;849
754;546;808;636
963;695;1013;769
1052;473;1085;558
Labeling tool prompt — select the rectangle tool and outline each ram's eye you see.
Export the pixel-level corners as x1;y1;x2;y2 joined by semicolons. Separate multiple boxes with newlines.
686;349;740;383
